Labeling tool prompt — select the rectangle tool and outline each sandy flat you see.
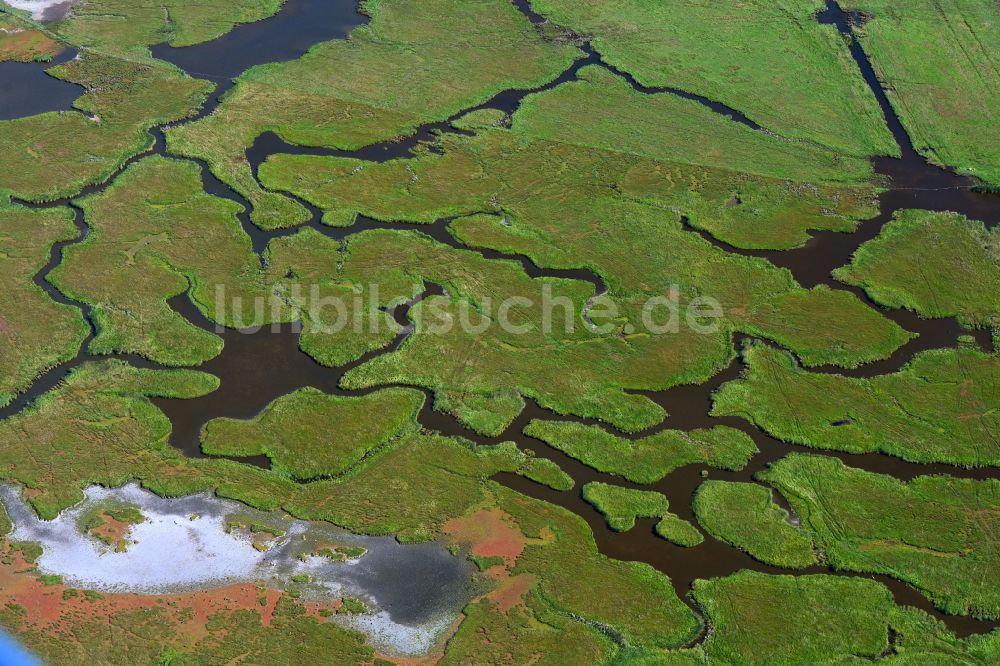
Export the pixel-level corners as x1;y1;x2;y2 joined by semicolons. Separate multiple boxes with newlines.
4;0;77;22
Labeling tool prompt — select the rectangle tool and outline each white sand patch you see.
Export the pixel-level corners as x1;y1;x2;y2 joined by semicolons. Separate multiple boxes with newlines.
3;1;76;22
338;610;454;657
3;484;273;593
0;483;473;656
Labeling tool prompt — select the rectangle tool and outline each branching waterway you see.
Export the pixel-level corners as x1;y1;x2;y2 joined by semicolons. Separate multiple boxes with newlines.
3;0;999;643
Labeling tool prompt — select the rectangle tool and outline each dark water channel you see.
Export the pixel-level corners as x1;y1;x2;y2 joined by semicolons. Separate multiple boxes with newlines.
3;0;1000;641
0;48;82;120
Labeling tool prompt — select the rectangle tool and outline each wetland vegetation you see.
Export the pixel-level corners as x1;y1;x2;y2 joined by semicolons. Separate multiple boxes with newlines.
200;387;424;480
844;0;1000;184
581;482;670;532
0;200;86;405
713;342;1000;466
0;13;59;61
759;454;1000;618
529;0;898;156
835;209;1000;327
0;0;997;662
692;481;818;569
166;0;580;228
524;420;757;483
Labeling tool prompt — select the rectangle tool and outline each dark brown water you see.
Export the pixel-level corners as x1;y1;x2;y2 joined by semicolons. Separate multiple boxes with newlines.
148;289;442;471
3;0;1000;640
142;305;997;636
143;307;998;636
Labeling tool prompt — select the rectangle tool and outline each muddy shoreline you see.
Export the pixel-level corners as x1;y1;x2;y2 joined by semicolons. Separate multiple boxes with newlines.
0;482;474;655
2;0;999;641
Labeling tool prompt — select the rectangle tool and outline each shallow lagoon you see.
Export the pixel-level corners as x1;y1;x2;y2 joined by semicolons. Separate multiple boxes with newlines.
0;483;473;655
150;0;365;84
0;49;81;120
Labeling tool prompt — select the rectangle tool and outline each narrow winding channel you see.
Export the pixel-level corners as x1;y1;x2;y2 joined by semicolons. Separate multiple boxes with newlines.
3;0;998;640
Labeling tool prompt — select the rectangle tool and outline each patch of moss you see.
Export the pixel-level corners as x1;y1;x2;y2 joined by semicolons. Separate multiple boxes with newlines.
11;542;42;564
80;501;145;550
519;457;574;492
225;514;286;538
433;389;525;437
470;554;506;572
309;544;368;563
336;597;372;615
451;108;509;131
0;501;11;537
